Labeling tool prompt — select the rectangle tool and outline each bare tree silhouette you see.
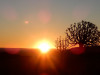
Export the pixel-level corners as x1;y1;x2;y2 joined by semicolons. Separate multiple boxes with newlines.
66;20;100;47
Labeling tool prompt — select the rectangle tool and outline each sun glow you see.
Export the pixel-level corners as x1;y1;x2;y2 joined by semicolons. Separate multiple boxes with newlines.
38;42;50;53
35;40;55;53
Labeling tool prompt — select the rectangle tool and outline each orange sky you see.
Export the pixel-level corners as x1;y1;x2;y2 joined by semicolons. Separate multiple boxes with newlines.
0;0;100;48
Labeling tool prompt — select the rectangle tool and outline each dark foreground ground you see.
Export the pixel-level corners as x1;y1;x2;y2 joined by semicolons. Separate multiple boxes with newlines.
0;47;100;75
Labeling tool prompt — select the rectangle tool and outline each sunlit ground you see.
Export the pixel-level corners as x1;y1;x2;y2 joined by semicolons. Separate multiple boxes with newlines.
31;40;57;74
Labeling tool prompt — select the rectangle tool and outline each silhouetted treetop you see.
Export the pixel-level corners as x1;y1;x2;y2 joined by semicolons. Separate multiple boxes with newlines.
66;20;100;47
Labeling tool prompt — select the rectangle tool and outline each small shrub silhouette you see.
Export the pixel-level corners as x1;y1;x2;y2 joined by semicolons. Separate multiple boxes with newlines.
55;36;68;51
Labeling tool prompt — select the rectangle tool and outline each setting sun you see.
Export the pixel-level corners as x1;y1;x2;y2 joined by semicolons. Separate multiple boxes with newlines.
38;42;50;53
34;40;55;53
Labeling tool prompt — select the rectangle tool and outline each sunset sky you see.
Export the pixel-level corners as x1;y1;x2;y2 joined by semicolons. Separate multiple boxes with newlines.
0;0;100;48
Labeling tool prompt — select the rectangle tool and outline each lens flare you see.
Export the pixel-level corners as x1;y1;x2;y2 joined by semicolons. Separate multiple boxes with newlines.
38;10;51;24
25;21;29;24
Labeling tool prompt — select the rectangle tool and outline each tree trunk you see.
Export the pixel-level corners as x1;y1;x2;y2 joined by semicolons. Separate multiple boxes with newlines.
79;43;83;48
